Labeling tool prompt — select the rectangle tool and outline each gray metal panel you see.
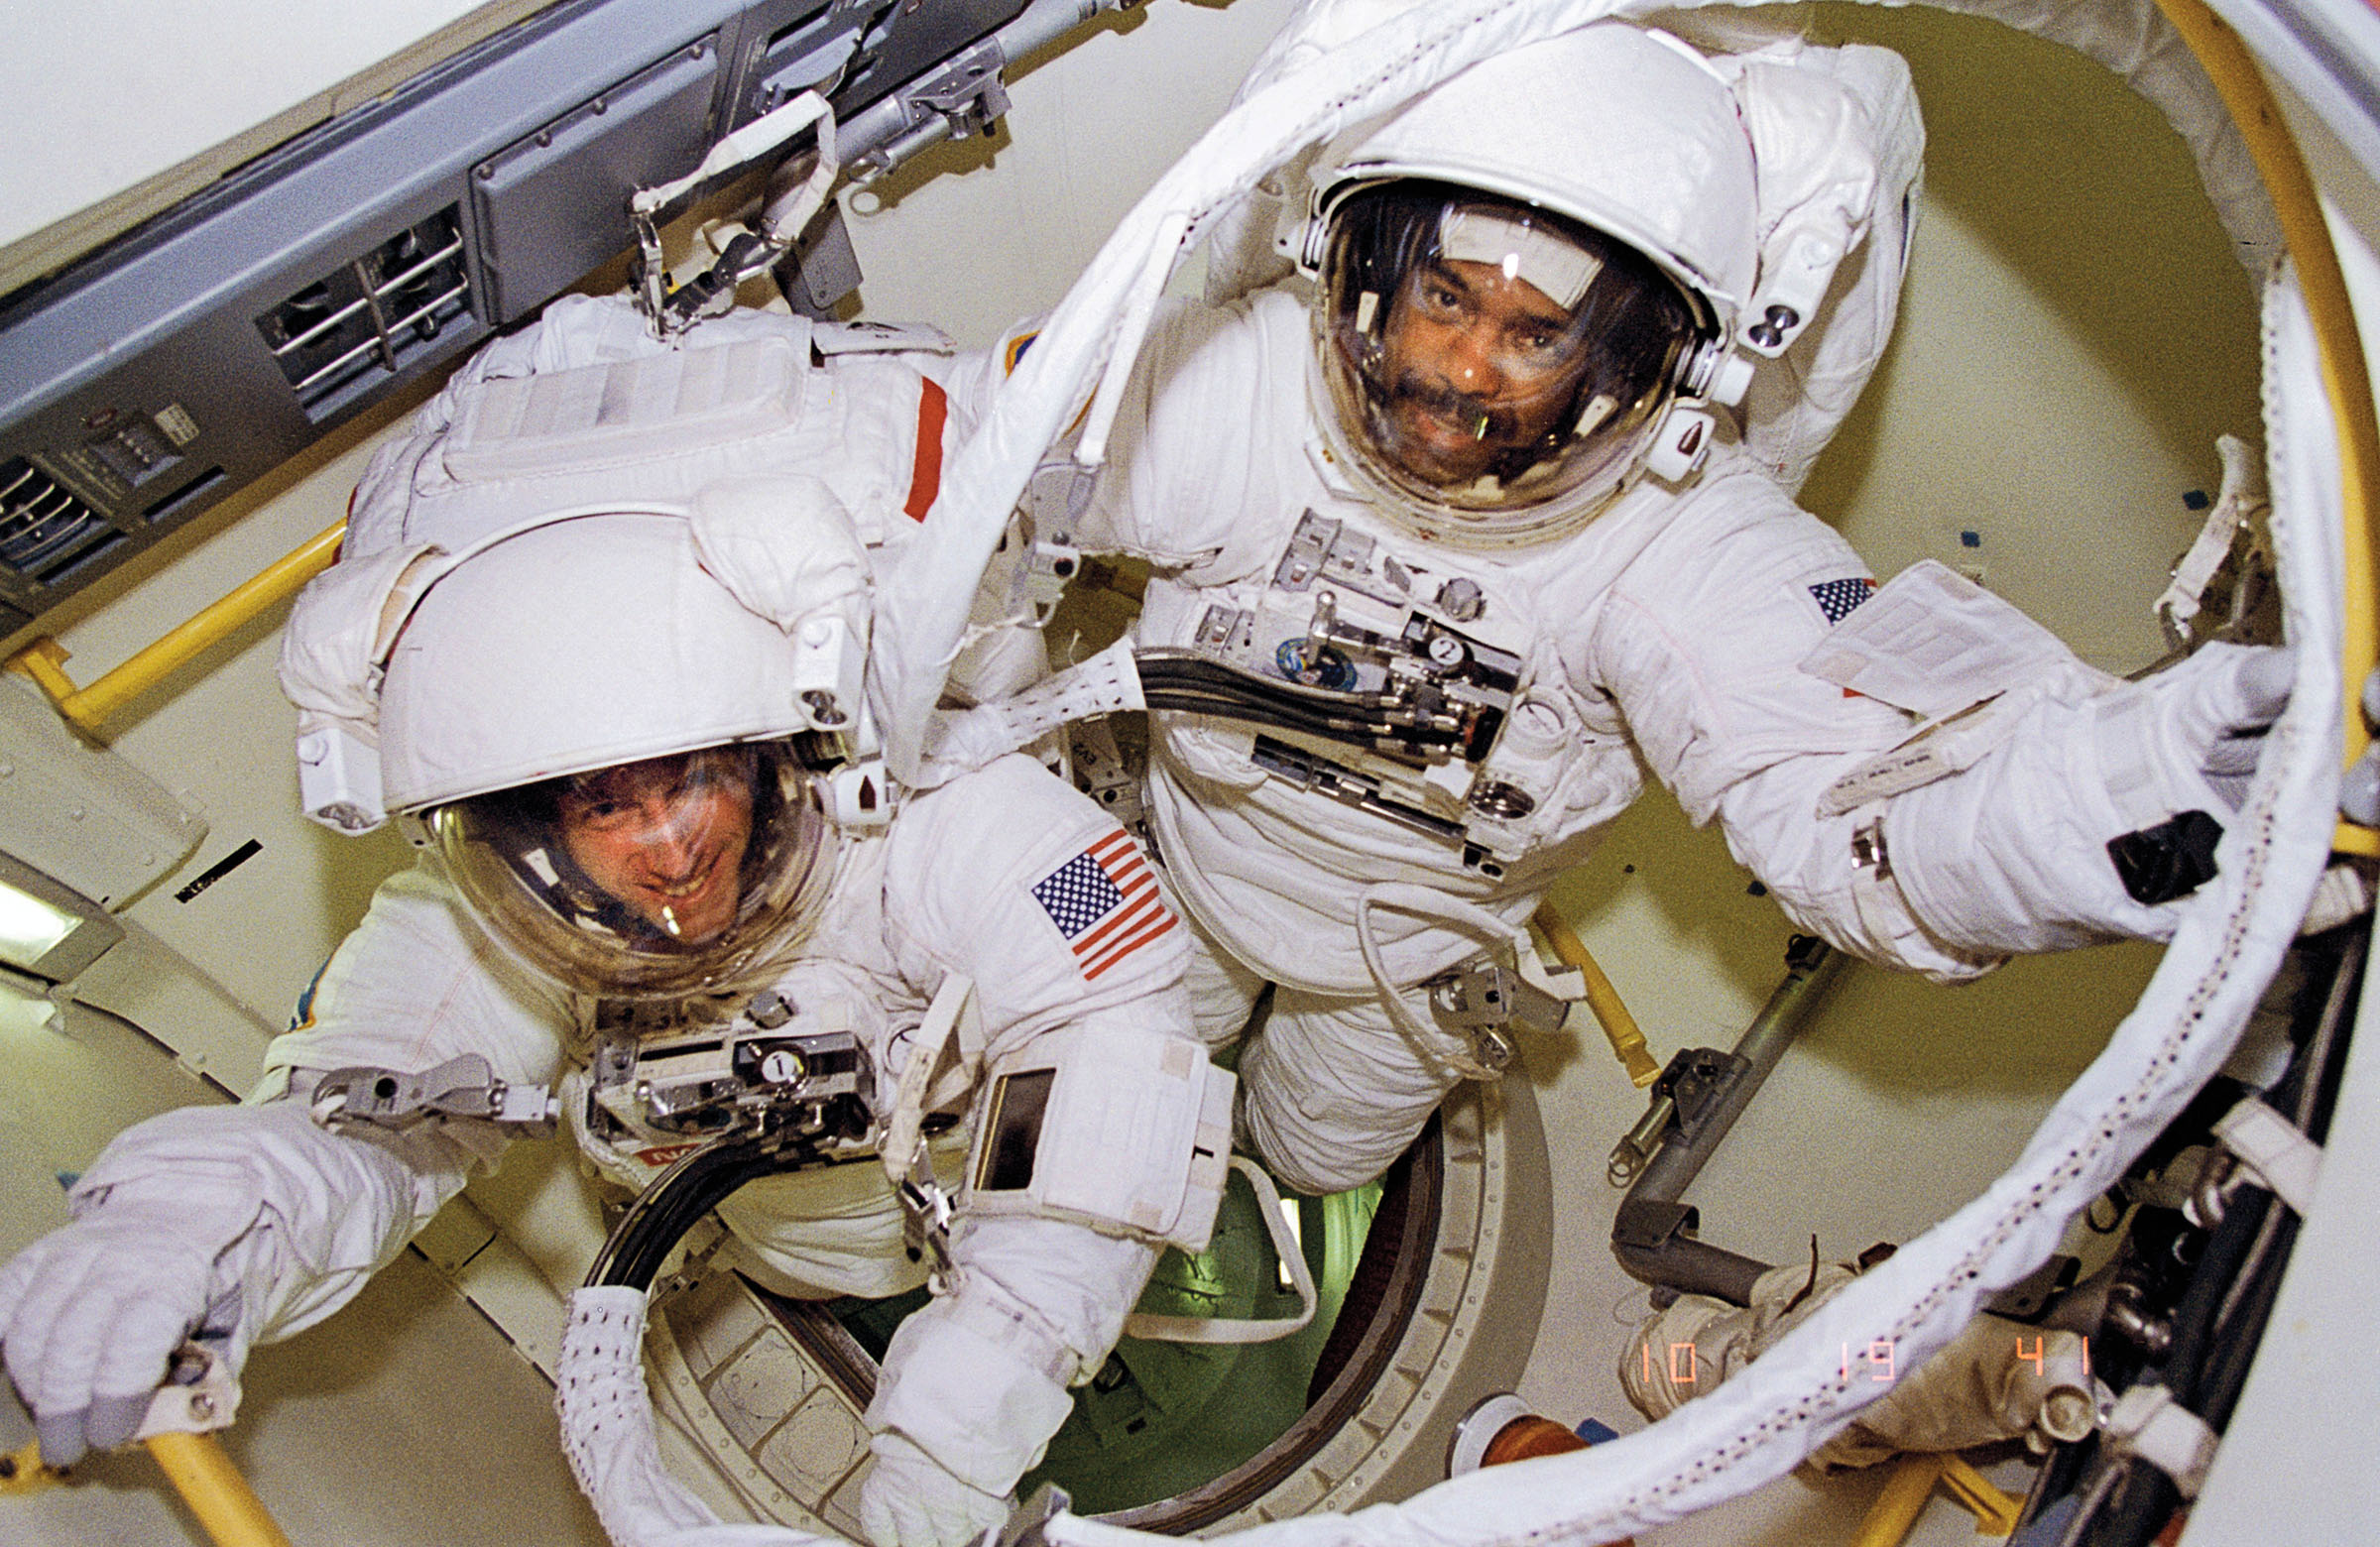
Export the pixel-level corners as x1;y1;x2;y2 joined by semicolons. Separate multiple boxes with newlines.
474;40;725;323
0;0;751;624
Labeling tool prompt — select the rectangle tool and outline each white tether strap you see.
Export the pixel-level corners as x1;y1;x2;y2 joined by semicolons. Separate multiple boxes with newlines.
1123;1156;1318;1345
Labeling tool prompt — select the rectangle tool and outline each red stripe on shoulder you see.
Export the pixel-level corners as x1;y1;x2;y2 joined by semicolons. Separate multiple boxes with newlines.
904;377;949;522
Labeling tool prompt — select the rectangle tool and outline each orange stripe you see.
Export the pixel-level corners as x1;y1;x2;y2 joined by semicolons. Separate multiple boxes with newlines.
1084;912;1178;980
903;378;948;522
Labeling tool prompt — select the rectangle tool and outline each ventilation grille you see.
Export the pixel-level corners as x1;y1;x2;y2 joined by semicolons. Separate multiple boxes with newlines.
0;456;122;585
257;206;474;416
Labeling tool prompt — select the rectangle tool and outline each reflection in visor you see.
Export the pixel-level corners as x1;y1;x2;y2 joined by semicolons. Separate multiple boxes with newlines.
431;739;836;1001
1317;183;1705;542
555;750;759;945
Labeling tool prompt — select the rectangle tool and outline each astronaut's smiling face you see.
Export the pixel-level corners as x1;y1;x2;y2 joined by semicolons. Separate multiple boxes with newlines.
557;750;754;944
1377;257;1591;486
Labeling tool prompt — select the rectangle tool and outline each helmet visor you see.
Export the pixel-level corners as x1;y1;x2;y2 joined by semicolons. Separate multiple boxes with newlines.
430;741;835;999
1317;184;1705;534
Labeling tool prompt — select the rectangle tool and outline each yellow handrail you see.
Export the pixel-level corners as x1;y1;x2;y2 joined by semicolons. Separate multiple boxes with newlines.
1849;1453;2021;1545
4;522;346;739
2151;0;2380;858
145;1433;296;1547
1533;903;1663;1087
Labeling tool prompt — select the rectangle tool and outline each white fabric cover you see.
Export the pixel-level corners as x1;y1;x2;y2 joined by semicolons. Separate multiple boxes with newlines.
558;1286;839;1547
376;513;821;809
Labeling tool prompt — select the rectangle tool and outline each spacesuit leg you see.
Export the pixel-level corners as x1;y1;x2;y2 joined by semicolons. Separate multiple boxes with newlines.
1179;904;1267;1051
1237;985;1469;1197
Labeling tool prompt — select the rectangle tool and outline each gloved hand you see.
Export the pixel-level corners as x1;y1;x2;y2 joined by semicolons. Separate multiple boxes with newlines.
858;1429;1012;1547
2152;642;2295;812
2101;643;2294;905
1883;643;2296;957
0;1204;242;1467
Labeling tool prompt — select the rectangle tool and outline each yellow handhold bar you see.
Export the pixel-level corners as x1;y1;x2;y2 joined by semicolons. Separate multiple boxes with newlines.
2151;0;2380;859
1;1434;292;1547
4;522;346;740
1849;1453;2021;1545
1532;903;1662;1087
145;1432;296;1547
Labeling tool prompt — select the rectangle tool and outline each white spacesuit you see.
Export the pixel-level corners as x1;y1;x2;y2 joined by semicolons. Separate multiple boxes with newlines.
0;300;1229;1547
979;22;2292;1195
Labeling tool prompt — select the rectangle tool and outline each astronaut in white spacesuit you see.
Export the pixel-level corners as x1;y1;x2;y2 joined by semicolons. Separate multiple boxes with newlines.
0;296;1228;1547
983;21;2292;1196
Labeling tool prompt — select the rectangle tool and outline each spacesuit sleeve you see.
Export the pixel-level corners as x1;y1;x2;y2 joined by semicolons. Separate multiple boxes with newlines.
865;755;1196;1502
1586;474;2002;979
223;858;578;1335
1063;297;1282;571
18;861;574;1380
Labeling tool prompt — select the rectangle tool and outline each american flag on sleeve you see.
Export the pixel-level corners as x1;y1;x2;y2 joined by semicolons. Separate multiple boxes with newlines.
1029;828;1176;980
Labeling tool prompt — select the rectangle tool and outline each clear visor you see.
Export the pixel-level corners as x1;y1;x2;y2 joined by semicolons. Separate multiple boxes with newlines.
1316;184;1707;541
429;741;835;1000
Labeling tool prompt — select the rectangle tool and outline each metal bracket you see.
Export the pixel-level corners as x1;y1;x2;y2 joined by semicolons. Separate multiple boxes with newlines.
1426;958;1570;1072
133;1341;241;1441
1612;1198;1700;1252
985;1483;1072;1547
312;1053;559;1137
1654;1046;1751;1149
852;38;1012;181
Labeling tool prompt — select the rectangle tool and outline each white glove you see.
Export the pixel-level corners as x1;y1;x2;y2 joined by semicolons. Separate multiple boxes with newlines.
0;1098;446;1470
0;1203;245;1467
1887;643;2294;954
2166;643;2295;811
858;1429;1013;1547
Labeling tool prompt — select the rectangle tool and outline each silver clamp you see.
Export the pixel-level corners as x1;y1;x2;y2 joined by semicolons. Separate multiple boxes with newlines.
2211;1095;2323;1215
1426;954;1577;1073
311;1053;559;1137
897;1148;960;1293
1010;532;1083;626
133;1341;241;1442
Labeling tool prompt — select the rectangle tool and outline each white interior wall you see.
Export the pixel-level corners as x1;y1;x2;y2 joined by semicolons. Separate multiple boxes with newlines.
0;1;2289;1544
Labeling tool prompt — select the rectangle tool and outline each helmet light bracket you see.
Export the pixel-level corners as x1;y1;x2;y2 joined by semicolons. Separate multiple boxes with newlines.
1740;222;1847;358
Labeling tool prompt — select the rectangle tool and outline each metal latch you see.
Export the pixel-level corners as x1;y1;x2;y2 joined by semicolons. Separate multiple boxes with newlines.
311;1053;558;1136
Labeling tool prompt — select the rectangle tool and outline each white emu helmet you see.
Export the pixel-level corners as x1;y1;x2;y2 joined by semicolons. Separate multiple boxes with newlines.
1298;23;1763;545
374;511;844;1001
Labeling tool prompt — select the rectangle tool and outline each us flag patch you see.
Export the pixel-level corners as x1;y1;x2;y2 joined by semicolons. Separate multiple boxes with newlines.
1809;576;1877;626
1030;829;1176;980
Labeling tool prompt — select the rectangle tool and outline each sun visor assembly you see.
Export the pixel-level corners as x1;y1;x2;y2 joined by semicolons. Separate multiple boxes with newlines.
0;0;1115;636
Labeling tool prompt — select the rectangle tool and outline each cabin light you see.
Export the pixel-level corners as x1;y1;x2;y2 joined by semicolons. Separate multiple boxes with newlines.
0;850;122;984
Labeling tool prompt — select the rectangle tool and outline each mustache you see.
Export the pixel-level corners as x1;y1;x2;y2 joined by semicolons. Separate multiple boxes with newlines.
1387;371;1517;444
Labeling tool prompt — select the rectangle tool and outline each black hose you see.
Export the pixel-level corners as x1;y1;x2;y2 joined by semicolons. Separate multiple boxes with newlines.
584;1131;792;1291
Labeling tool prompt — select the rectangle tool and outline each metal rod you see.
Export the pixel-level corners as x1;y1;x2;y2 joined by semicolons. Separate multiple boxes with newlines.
1609;939;1845;1303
